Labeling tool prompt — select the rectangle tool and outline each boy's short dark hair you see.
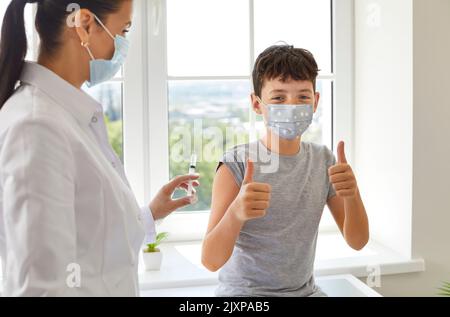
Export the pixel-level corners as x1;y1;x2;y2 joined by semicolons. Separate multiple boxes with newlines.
252;45;320;97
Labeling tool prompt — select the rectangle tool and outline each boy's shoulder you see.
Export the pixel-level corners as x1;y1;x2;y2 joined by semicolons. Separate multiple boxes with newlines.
221;142;257;165
306;141;333;154
304;141;336;165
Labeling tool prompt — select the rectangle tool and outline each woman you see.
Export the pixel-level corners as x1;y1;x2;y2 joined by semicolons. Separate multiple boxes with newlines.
0;0;199;296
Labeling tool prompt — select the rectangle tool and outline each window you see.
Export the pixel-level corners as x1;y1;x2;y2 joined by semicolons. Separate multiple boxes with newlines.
167;0;333;213
168;80;251;211
127;0;353;241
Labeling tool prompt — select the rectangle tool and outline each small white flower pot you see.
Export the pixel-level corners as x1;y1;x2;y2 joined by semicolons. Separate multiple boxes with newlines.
142;249;163;271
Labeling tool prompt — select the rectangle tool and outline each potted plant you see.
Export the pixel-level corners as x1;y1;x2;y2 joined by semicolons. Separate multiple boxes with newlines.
142;232;169;271
438;281;450;296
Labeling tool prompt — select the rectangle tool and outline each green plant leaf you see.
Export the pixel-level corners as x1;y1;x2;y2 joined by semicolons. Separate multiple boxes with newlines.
155;232;169;245
437;281;450;296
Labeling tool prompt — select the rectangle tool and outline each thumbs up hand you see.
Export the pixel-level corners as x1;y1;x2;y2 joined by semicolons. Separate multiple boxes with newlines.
328;141;358;199
230;159;272;223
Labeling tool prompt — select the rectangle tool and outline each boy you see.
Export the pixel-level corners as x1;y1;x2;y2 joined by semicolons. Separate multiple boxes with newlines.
201;45;369;297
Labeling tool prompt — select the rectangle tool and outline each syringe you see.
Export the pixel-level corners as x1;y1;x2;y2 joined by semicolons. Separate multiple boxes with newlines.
187;153;197;201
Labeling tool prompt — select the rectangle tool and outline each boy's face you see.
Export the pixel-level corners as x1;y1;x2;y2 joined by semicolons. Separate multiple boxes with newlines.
251;77;320;124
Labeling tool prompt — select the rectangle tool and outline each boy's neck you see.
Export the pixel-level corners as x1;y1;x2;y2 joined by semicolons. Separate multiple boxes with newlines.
261;130;301;156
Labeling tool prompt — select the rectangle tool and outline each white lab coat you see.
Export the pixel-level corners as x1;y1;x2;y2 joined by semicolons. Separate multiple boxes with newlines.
0;62;155;296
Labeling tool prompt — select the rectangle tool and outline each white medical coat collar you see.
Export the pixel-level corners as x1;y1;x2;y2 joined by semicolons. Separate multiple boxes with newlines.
20;62;101;127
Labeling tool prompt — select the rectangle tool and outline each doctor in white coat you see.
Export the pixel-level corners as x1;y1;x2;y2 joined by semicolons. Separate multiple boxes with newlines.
0;0;199;296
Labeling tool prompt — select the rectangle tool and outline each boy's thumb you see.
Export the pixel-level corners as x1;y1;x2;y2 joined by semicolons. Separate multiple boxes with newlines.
337;141;347;164
243;159;254;185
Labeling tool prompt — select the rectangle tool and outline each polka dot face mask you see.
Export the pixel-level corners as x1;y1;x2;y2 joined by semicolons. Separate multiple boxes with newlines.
257;97;314;140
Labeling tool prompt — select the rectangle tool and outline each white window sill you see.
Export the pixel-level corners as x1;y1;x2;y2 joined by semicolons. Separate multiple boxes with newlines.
0;233;425;295
138;232;425;291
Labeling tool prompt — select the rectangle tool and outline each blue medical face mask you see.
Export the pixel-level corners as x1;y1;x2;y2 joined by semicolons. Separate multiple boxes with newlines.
83;15;130;87
257;97;314;140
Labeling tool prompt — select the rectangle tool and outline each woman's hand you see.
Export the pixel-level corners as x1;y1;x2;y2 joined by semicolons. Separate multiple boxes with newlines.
149;174;200;220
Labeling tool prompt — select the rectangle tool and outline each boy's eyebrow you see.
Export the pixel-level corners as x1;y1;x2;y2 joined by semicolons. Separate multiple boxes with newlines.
125;21;132;27
269;89;287;93
269;89;314;94
297;89;314;94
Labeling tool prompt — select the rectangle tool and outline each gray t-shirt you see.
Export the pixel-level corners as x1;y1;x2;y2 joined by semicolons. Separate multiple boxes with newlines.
215;140;336;297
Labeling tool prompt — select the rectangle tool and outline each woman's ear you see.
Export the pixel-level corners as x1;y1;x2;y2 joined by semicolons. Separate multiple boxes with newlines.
313;92;320;113
251;93;263;115
73;9;96;46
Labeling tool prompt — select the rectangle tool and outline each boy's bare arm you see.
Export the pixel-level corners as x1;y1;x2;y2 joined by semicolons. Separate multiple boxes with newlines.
201;160;271;272
327;141;369;251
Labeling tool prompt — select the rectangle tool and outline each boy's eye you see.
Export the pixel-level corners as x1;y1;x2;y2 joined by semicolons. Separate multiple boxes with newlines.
271;97;284;101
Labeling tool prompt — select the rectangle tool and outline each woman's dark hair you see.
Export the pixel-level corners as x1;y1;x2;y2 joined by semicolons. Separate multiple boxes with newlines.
252;45;320;98
0;0;127;109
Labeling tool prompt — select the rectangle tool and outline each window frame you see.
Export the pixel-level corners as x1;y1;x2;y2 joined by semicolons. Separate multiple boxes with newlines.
123;0;355;242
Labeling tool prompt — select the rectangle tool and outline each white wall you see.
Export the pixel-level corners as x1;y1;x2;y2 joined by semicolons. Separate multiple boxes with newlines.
355;0;450;296
354;0;413;258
